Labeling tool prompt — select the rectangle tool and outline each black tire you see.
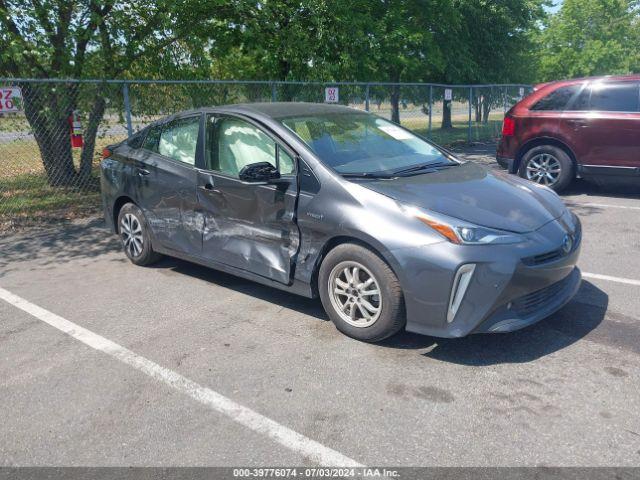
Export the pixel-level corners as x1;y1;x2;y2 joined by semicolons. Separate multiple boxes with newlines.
116;203;161;266
518;145;574;192
318;243;405;342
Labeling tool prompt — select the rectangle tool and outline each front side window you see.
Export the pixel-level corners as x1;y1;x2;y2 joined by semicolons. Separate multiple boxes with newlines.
207;116;294;177
531;85;582;111
281;113;452;175
279;148;295;175
158;116;200;165
589;82;640;112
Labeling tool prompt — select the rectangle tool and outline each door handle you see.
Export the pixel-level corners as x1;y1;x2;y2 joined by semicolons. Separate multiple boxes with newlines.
136;168;150;176
567;119;589;128
199;183;221;194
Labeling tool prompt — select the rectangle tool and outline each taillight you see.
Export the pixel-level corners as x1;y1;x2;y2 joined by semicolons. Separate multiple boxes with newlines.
102;148;112;159
502;116;515;137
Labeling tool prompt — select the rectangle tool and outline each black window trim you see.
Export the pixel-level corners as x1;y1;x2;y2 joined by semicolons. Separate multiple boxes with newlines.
141;123;161;154
200;112;299;180
126;128;148;149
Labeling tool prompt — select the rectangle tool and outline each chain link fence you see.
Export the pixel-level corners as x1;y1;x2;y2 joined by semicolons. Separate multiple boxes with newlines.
0;78;531;229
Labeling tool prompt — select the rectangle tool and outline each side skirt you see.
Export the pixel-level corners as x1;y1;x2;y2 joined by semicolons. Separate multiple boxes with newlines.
152;244;315;299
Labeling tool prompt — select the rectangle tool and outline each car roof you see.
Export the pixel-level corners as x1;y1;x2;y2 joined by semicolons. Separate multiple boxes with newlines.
541;73;640;89
169;102;362;120
217;102;361;118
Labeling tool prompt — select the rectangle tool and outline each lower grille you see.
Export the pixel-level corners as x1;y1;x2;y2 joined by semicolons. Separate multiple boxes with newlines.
524;249;563;265
511;275;571;316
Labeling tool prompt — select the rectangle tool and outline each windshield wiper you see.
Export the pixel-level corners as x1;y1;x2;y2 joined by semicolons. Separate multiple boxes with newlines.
340;172;394;179
392;161;459;176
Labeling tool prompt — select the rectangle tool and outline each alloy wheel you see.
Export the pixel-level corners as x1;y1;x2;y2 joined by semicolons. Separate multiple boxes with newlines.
525;153;561;186
328;261;382;328
120;213;144;257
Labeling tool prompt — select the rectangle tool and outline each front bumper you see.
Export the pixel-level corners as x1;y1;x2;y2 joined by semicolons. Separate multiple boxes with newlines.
391;214;582;338
472;266;581;333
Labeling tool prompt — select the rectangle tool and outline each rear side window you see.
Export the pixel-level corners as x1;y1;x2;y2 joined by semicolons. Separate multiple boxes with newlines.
530;85;582;111
158;116;200;165
589;82;640;112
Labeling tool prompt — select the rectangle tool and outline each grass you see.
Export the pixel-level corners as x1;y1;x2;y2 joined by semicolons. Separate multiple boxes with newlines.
0;173;102;231
0;134;125;231
399;113;504;146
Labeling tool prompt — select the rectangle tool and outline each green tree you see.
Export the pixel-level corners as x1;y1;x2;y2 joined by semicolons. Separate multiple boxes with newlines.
438;0;545;127
536;0;640;81
0;0;232;186
347;0;453;123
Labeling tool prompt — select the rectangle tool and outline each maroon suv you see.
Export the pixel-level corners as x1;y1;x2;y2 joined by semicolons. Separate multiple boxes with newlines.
497;74;640;191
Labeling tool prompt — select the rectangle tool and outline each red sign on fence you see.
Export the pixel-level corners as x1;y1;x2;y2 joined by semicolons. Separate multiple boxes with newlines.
0;87;23;112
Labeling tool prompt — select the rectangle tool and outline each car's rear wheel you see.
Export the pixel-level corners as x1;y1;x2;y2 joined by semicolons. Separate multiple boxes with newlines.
318;243;405;342
518;145;573;192
117;203;161;266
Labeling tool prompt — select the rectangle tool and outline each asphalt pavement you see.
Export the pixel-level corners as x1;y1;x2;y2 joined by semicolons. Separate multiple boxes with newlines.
1;144;639;467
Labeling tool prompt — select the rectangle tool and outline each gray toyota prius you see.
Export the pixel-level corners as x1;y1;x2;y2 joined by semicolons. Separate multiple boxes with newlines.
101;102;582;342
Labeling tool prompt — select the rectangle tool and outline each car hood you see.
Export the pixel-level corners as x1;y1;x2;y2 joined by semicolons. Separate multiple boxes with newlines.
356;162;566;233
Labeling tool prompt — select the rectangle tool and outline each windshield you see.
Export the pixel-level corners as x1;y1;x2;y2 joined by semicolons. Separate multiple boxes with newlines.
280;112;454;175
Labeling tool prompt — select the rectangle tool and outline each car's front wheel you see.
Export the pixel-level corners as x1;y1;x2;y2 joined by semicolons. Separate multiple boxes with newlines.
518;145;573;192
117;203;161;266
318;243;405;342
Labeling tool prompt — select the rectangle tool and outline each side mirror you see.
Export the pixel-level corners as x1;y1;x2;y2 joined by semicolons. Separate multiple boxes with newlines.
238;161;281;183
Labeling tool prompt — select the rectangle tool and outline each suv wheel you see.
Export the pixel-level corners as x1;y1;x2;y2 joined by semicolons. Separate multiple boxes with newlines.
117;203;161;266
318;243;405;342
518;145;573;192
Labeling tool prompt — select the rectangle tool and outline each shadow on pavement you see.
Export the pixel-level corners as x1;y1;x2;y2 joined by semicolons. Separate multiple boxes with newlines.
154;255;618;365
381;280;613;365
151;256;328;321
0;218;120;278
562;178;640;199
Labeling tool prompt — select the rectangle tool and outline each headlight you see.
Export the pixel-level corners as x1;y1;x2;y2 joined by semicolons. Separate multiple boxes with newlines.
403;206;524;245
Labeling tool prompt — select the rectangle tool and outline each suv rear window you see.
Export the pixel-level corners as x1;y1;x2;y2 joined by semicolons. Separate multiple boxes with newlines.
589;82;640;112
530;85;581;111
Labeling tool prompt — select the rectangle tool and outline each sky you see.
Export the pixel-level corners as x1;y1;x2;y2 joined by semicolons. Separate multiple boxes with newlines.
546;1;564;14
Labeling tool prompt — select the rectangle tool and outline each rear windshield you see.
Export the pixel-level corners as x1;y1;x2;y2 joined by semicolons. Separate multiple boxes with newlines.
280;112;452;175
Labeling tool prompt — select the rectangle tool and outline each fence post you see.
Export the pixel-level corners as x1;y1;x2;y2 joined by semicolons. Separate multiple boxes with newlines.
122;82;133;137
271;82;277;102
428;85;432;137
468;86;472;143
503;86;507;114
365;84;370;111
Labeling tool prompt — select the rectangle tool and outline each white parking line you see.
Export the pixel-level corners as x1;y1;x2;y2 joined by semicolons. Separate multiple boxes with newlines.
583;272;640;287
0;286;362;468
568;202;640;211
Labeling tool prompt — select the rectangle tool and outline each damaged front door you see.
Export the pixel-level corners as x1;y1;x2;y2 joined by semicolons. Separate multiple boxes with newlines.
197;114;300;284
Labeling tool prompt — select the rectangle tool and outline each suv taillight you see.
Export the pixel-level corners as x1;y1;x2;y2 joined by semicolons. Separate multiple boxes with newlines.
502;116;515;137
102;148;112;159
